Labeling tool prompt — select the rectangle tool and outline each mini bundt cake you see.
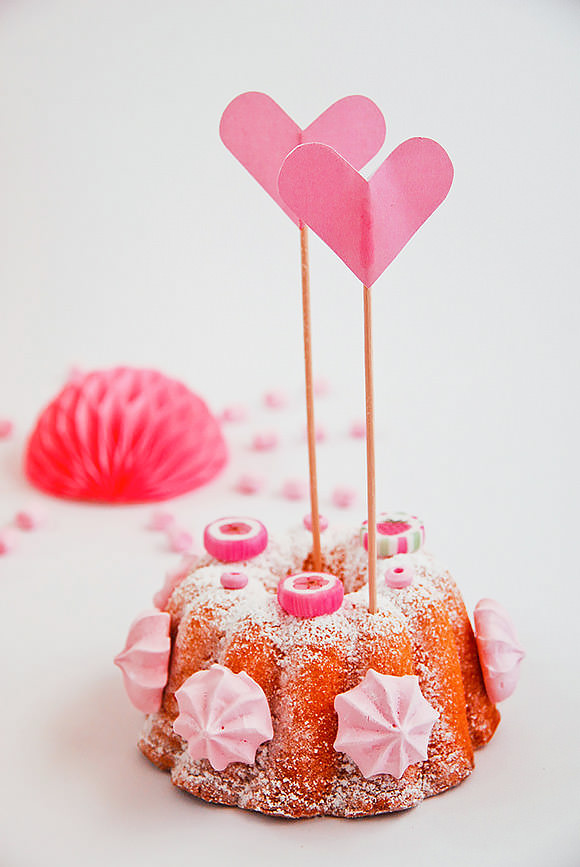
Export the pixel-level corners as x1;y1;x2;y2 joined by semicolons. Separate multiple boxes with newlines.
116;514;523;818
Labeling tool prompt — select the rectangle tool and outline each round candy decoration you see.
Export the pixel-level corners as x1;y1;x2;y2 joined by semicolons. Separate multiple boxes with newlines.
385;559;415;589
204;516;268;563
277;572;344;618
220;571;249;590
360;511;424;558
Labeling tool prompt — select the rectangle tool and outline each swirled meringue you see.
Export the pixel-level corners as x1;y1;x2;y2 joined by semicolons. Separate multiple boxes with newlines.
173;664;273;771
474;598;525;703
114;609;171;713
334;671;438;779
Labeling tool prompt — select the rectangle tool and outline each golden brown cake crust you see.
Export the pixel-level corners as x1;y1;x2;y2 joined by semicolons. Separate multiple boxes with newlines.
138;531;499;818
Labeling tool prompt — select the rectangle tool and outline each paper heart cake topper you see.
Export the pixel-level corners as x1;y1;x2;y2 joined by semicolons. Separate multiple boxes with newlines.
220;91;386;224
278;138;454;286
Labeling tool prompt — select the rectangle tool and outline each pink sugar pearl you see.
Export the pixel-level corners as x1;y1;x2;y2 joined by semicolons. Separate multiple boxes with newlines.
14;510;43;531
252;431;278;451
0;419;14;439
263;390;287;409
148;510;175;531
220;404;247;423
282;480;307;501
168;528;193;553
0;529;15;555
332;487;356;508
220;571;249;590
235;474;263;495
303;513;329;532
349;420;366;439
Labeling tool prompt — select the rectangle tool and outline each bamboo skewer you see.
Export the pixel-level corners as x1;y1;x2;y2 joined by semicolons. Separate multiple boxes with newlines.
363;284;377;613
300;224;322;572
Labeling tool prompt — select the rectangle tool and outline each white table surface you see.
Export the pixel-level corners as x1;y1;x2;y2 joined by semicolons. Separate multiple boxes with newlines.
1;1;579;865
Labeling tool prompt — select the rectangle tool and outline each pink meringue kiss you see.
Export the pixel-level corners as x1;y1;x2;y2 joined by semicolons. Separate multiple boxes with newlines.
14;509;44;531
153;554;199;609
148;510;176;531
235;474;263;495
474;599;525;703
25;367;227;503
334;671;438;779
173;664;273;771
281;479;307;501
203;516;268;562
251;431;279;451
263;390;288;409
114;609;171;714
332;486;356;508
277;572;344;618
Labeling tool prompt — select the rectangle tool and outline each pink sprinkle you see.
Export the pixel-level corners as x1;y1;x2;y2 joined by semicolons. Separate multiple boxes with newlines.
332;487;356;508
0;419;14;439
168;528;193;553
264;390;287;409
220;404;247;423
303;513;329;532
282;479;307;501
0;529;15;555
235;474;263;495
313;377;330;397
252;431;278;451
148;510;175;531
14;510;43;531
350;420;366;439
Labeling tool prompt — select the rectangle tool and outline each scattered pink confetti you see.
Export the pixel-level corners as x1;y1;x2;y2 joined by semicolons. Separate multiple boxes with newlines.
0;419;14;439
0;529;15;555
14;510;44;531
281;479;307;501
303;513;329;532
220;404;247;423
168;528;193;554
235;474;263;495
148;510;175;531
349;420;366;439
251;431;279;451
263;390;287;409
332;487;356;508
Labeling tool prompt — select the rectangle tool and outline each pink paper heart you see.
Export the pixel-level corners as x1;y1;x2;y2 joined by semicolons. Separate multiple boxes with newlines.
278;139;454;286
219;92;386;225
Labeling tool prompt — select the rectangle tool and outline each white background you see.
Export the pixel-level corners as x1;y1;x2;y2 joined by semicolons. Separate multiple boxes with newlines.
0;1;579;865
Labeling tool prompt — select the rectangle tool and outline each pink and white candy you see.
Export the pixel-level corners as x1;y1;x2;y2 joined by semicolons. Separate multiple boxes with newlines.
361;512;425;558
203;516;268;563
173;664;273;771
385;559;415;589
277;571;344;618
334;671;438;779
114;609;171;714
303;513;329;532
220;571;248;589
474;599;525;703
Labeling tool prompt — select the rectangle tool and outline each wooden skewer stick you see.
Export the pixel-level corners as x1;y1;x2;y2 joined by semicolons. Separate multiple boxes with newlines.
300;224;322;572
363;284;377;613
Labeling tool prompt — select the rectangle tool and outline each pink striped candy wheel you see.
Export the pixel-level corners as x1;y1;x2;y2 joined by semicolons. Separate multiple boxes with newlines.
360;512;425;558
203;517;268;563
277;572;344;618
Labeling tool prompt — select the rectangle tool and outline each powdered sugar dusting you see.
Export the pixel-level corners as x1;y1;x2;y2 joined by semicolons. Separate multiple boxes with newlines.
139;528;499;817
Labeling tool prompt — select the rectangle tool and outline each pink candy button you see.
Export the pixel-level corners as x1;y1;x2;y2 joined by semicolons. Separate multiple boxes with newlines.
349;420;366;439
385;561;415;589
220;404;247;423
277;571;344;618
220;571;249;590
14;510;43;531
204;516;268;563
303;513;329;532
263;390;287;409
0;419;14;439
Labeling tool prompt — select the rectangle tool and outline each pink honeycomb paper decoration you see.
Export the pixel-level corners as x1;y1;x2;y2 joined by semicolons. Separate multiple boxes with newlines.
25;367;227;503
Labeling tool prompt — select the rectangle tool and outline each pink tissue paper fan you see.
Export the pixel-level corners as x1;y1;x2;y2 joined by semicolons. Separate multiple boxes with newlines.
25;367;228;503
